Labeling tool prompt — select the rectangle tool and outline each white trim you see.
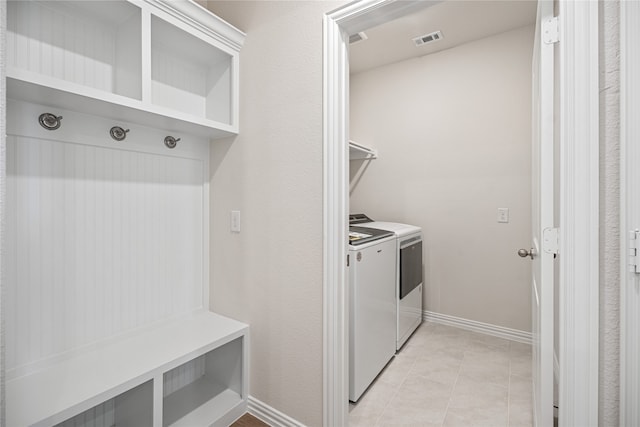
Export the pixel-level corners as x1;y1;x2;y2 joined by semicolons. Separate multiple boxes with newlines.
0;0;6;423
557;0;600;425
554;350;560;389
147;0;246;51
620;0;640;425
323;4;441;425
423;311;532;344
248;396;306;427
322;10;349;427
531;1;555;424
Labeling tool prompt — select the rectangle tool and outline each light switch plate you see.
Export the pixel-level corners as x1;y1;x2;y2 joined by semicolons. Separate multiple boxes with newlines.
497;208;509;223
231;210;241;232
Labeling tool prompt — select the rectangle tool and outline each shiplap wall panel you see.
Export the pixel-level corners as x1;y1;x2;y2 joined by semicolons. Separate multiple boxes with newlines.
163;355;206;397
6;131;205;374
54;400;115;427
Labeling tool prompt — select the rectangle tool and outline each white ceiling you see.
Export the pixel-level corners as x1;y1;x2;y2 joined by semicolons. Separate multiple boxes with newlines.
349;0;537;74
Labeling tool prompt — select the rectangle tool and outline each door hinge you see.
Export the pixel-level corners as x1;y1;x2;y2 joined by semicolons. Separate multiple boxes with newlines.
543;227;559;255
543;17;559;44
629;230;640;273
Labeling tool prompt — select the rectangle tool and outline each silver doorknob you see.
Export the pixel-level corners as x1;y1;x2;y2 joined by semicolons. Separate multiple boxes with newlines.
518;248;534;259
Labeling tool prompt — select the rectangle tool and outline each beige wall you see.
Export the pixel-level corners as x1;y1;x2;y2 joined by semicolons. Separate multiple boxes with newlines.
350;25;535;332
205;2;345;425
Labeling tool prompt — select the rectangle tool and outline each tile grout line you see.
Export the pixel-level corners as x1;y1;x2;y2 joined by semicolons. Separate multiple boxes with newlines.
440;339;468;427
374;344;422;426
373;326;439;426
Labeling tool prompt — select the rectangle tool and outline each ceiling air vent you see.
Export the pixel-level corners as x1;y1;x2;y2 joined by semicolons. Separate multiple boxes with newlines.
413;30;444;47
349;32;368;44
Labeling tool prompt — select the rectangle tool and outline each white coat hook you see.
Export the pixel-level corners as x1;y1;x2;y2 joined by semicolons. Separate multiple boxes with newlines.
39;113;63;130
110;126;129;141
164;136;181;149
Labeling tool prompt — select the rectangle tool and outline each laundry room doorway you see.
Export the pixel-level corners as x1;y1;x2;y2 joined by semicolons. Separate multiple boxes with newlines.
346;0;549;424
322;1;600;426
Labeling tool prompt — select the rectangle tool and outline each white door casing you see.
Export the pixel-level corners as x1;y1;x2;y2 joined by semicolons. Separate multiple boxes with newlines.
531;2;555;425
557;1;600;425
323;4;438;425
621;0;640;425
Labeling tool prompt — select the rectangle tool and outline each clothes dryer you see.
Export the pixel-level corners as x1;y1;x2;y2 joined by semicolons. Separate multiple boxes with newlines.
350;215;423;351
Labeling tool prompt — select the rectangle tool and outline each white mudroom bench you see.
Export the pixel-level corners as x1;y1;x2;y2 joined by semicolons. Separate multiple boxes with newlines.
7;310;248;427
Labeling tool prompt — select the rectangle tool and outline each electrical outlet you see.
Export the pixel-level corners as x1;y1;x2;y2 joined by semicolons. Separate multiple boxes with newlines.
497;208;509;223
231;210;241;232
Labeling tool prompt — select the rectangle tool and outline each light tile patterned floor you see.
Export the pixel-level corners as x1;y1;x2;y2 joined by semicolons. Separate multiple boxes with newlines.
349;322;533;427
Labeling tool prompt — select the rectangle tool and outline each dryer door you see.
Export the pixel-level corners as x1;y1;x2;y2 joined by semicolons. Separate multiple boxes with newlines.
399;238;422;299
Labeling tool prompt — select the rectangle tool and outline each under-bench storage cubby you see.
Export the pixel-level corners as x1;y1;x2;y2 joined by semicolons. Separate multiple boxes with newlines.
163;337;244;426
54;381;154;427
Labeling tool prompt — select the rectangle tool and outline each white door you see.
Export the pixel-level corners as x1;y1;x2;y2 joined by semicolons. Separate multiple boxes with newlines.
528;1;555;426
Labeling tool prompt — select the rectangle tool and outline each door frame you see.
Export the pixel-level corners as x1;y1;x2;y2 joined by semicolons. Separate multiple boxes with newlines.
531;0;555;424
0;0;5;423
322;0;600;426
620;0;639;424
555;1;600;425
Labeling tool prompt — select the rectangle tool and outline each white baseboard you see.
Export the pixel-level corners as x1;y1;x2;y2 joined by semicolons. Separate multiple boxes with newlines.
248;396;306;427
423;310;532;344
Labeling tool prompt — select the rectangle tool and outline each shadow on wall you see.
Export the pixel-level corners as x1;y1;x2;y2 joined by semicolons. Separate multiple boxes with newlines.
349;159;373;196
210;136;236;178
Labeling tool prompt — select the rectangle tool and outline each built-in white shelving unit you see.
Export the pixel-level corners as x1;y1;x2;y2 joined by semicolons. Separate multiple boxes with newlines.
349;140;378;160
5;1;249;425
6;0;244;139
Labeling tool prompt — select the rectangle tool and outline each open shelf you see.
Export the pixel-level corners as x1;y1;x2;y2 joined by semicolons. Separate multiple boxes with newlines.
349;140;378;160
6;76;236;139
164;379;242;427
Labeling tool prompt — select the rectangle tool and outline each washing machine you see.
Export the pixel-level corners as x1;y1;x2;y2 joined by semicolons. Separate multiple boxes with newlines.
350;214;423;351
348;226;397;402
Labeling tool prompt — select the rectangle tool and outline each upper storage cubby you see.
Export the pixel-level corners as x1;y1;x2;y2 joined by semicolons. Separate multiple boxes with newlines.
151;15;232;125
6;0;245;139
7;1;142;100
